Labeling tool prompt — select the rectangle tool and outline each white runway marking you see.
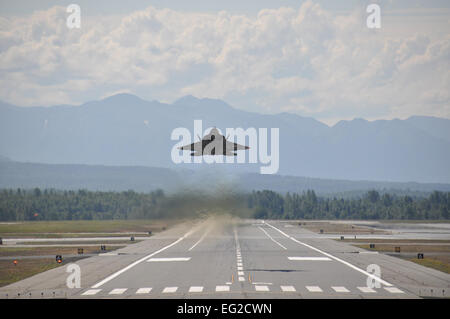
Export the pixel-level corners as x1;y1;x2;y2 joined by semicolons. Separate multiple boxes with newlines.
237;266;243;271
91;226;197;289
358;287;376;293
239;276;245;281
384;287;404;293
252;282;272;285
306;286;323;292
188;226;212;251
136;288;152;294
281;286;296;292
237;262;243;266
163;287;178;293
265;222;394;287
332;286;350;293
109;288;127;295
81;289;101;296
258;226;287;250
147;257;191;262
189;286;204;293
255;285;270;292
288;257;331;261
238;271;244;276
216;285;230;292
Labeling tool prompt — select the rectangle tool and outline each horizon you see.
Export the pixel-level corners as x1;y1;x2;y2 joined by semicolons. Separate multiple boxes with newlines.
2;92;450;127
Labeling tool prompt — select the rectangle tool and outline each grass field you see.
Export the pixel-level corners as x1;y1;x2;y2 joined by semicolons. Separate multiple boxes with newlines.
0;258;63;287
296;221;389;235
0;219;180;287
339;238;450;244
352;241;450;274
0;219;179;237
405;256;450;274
355;243;450;253
0;246;125;257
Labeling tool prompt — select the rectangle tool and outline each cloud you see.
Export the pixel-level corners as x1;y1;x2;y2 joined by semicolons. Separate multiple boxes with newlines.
0;2;449;122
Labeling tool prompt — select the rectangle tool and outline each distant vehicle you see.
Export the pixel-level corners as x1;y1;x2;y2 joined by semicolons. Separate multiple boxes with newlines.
178;128;249;156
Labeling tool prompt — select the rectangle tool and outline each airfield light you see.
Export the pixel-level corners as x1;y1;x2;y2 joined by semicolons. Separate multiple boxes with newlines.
13;260;17;266
56;255;62;263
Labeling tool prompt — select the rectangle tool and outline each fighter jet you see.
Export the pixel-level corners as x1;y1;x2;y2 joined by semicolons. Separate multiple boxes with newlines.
178;128;250;156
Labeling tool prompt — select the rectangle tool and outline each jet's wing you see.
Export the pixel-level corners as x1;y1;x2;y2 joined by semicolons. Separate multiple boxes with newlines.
178;140;202;151
225;140;249;152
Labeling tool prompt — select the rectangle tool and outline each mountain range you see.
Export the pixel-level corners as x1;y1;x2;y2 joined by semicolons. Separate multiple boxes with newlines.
1;93;449;183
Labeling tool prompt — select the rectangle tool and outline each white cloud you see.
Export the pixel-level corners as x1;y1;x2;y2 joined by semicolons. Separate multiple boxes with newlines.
0;2;449;122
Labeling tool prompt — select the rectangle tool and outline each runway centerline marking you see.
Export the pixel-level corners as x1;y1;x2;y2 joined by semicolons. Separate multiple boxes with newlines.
288;257;331;261
258;226;287;250
265;221;393;287
90;225;198;289
147;257;191;262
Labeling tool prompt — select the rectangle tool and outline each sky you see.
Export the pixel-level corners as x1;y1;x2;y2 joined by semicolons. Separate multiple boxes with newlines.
0;0;449;125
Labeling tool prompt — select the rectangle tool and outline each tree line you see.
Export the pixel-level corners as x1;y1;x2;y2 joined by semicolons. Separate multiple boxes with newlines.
0;188;448;221
249;190;449;220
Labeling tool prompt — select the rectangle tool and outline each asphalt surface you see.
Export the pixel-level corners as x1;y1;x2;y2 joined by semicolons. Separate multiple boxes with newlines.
1;217;449;299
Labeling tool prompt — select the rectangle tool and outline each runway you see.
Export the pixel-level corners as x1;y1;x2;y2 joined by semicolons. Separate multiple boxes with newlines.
1;217;449;299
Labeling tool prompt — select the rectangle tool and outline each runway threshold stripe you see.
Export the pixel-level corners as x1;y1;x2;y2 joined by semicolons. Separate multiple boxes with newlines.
288;257;331;261
136;288;152;294
358;287;376;293
281;286;296;292
306;286;323;292
216;285;230;292
384;287;404;293
255;285;270;292
163;287;178;293
81;289;101;296
264;222;394;287
332;286;350;293
109;288;127;295
189;286;204;293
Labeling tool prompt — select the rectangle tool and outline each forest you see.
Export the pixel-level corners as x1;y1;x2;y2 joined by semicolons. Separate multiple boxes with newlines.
0;188;448;221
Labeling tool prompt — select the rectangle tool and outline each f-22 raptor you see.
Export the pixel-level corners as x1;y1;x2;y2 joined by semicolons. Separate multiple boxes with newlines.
178;128;250;156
